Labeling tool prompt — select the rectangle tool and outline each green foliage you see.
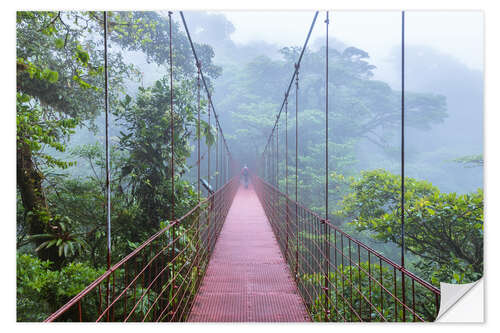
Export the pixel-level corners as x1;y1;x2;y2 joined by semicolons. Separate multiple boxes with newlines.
17;92;78;169
16;10;480;323
337;169;483;284
302;262;438;322
16;11;129;119
17;58;59;83
109;11;221;80
217;44;446;216
31;216;87;258
16;10;220;322
17;253;104;321
115;77;205;229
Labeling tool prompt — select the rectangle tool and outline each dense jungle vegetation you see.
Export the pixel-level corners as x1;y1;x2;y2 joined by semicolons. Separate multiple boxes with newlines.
16;11;483;321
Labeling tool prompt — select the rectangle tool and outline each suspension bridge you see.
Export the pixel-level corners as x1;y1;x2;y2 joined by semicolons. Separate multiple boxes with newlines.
44;10;441;322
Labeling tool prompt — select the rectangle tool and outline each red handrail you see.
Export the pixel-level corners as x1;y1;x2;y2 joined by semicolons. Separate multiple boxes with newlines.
45;178;239;322
253;176;440;322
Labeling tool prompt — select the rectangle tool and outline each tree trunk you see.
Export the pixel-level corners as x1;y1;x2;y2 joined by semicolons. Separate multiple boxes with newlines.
17;140;63;268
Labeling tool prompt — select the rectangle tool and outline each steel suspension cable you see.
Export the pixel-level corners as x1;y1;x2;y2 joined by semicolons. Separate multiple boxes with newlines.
103;11;111;272
179;11;232;160
401;11;406;269
169;11;175;222
168;11;176;316
285;95;289;258
207;98;212;251
103;11;112;322
208;99;211;188
197;61;201;202
401;10;407;321
261;11;319;156
216;126;219;190
324;11;330;322
276;120;279;189
294;62;299;280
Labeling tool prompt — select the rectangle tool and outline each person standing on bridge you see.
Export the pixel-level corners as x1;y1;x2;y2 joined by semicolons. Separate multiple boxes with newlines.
241;165;249;188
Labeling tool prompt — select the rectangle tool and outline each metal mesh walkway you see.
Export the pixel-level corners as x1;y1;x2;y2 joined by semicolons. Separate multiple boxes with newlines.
188;184;310;322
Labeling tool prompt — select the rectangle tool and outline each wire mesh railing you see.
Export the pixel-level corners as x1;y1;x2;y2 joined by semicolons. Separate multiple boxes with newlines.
45;178;238;322
253;176;441;322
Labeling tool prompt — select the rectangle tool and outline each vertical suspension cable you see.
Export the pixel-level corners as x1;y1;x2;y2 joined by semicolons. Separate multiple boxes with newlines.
169;11;175;221
276;120;279;189
400;10;406;268
103;10;111;270
285;94;289;259
294;63;299;280
268;147;269;183
324;10;330;322
216;124;219;190
167;11;176;317
208;98;211;188
221;145;224;185
401;10;406;322
276;120;279;239
271;133;275;223
207;96;211;252
195;60;201;280
271;135;274;186
103;11;111;322
268;148;271;183
196;61;201;202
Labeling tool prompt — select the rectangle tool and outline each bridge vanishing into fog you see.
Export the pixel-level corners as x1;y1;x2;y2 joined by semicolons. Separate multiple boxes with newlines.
44;10;441;323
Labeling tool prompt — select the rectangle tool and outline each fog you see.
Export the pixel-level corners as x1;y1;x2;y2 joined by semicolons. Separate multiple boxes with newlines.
180;11;483;185
179;11;483;263
43;9;482;265
16;11;484;313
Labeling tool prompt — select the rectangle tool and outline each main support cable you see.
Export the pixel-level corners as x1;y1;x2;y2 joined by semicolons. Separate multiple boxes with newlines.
259;12;319;280
261;11;319;155
179;11;232;159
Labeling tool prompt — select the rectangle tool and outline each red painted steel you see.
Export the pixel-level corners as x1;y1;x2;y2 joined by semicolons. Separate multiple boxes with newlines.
188;184;310;322
44;178;239;322
253;176;441;322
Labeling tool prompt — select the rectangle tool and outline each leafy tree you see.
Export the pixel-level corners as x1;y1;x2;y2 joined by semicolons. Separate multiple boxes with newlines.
115;77;213;230
337;169;483;284
16;10;220;265
109;11;221;81
216;45;447;215
16;11;133;265
17;253;105;321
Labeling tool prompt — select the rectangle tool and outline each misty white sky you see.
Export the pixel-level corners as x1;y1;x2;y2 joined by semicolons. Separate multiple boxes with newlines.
221;11;483;73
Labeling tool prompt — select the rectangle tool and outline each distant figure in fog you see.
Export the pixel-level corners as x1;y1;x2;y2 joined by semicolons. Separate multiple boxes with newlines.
241;165;249;188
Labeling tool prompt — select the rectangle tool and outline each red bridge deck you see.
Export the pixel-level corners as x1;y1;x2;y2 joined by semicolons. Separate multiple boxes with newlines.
188;184;310;322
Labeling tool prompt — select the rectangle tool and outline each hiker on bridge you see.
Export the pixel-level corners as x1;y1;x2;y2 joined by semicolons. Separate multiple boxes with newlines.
241;165;249;188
